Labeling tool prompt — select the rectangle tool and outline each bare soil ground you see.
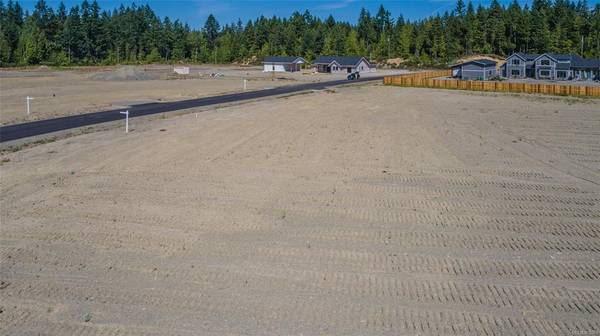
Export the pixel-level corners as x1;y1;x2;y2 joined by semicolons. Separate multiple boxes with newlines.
0;65;399;126
1;85;600;335
454;54;507;67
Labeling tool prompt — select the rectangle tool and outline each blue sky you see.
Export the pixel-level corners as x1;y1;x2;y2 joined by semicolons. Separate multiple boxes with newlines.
18;0;600;28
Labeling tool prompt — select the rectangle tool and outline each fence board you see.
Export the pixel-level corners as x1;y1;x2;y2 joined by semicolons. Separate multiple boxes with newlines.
384;71;600;97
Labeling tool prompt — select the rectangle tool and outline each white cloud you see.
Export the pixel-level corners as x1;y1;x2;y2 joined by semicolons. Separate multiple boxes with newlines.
316;0;357;10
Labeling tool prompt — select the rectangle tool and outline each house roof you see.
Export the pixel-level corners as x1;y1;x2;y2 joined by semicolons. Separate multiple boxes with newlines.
533;53;586;64
555;62;572;70
262;56;305;64
533;53;558;62
572;58;600;68
549;53;583;62
506;52;599;69
313;56;370;67
451;59;497;68
512;52;539;61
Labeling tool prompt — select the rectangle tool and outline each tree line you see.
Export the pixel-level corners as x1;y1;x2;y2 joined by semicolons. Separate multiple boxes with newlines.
1;0;599;67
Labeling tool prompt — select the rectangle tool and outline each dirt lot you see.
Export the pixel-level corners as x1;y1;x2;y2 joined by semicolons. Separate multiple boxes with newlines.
1;85;600;335
0;65;397;126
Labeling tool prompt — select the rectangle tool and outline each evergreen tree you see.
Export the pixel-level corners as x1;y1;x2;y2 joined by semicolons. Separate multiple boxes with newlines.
397;22;412;58
455;0;466;17
345;29;360;55
487;0;507;54
592;4;600;56
203;14;219;50
16;16;48;64
322;33;335;55
374;5;392;37
357;8;376;50
0;0;597;66
60;5;81;63
530;0;552;52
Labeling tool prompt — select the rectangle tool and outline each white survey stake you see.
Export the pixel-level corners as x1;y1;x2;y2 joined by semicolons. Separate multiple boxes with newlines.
120;110;129;133
26;96;34;116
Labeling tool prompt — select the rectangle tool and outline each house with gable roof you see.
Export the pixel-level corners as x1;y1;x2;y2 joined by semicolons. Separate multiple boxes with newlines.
451;59;498;80
502;52;600;81
312;56;374;74
262;56;306;72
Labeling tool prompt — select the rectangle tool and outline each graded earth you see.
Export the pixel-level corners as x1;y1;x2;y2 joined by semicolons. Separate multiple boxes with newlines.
1;85;600;335
0;65;396;126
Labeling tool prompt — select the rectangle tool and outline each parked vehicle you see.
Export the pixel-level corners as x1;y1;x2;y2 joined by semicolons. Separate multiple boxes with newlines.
347;71;361;80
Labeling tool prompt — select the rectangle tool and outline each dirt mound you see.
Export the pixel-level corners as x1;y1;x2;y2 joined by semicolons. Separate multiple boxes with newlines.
88;66;159;81
384;58;406;67
238;55;259;65
454;54;506;67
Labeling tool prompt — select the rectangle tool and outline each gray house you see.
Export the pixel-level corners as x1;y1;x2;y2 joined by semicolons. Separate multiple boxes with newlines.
502;52;600;80
313;56;373;73
451;59;498;80
502;53;537;78
262;56;306;72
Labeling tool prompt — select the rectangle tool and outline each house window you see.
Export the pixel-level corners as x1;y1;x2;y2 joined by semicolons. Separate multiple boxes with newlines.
511;69;520;76
540;70;550;77
540;60;550;66
512;59;520;65
557;71;567;79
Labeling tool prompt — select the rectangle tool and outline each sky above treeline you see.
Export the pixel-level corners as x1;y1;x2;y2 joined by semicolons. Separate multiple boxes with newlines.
17;0;600;28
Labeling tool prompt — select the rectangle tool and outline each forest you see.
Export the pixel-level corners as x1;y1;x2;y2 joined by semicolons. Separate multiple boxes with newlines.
1;0;599;67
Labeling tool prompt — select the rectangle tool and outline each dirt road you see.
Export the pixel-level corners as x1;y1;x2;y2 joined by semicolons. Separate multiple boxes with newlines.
1;86;599;335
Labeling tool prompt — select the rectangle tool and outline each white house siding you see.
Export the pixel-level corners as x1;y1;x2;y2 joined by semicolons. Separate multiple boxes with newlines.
331;63;345;73
315;59;374;73
354;60;374;72
263;63;286;72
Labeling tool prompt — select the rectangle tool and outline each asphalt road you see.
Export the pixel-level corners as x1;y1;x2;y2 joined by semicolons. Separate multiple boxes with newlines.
0;76;383;142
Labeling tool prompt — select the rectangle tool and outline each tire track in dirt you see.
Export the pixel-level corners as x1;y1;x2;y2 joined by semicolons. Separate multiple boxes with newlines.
2;86;599;335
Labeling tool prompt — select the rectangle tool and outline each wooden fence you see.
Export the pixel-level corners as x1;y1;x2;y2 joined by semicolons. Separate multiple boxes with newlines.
383;70;452;84
384;70;600;98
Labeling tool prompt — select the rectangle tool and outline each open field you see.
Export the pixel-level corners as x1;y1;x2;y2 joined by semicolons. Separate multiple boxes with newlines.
0;65;397;126
1;85;600;335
